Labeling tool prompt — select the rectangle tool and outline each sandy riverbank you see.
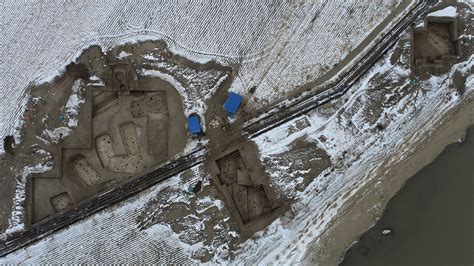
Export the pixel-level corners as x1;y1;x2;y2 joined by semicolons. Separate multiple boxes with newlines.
303;92;474;265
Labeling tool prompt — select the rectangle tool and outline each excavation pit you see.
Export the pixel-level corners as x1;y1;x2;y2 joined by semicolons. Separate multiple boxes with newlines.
17;40;226;226
110;63;138;91
412;16;461;71
72;155;100;186
210;144;287;236
50;192;74;213
216;151;274;223
3;135;15;155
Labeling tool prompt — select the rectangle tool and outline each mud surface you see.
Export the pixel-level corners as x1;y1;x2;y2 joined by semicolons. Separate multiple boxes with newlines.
414;21;457;62
0;40;230;230
208;142;288;238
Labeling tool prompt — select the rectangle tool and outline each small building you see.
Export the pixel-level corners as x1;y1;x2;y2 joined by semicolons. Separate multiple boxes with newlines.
187;114;203;135
223;92;243;115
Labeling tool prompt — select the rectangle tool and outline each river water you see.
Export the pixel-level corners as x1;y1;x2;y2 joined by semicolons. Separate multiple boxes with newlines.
341;127;474;266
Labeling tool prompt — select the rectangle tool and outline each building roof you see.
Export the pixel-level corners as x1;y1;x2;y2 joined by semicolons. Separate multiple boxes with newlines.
223;92;243;114
187;115;202;134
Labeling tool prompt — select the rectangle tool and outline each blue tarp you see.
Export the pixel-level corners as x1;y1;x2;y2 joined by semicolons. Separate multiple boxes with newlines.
187;115;202;134
223;92;243;114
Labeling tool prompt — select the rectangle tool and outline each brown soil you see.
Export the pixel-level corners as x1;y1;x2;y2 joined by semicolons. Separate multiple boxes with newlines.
263;136;331;198
1;1;461;260
135;166;240;262
414;21;456;63
202;140;289;241
0;40;230;230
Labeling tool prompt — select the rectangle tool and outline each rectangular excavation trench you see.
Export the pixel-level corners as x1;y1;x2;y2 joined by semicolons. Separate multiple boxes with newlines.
212;146;286;236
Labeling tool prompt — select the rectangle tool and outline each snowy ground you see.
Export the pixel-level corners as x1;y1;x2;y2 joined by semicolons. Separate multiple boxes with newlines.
3;168;200;264
2;163;239;264
2;1;472;264
0;0;409;153
43;79;85;143
228;5;474;261
3;16;473;262
234;53;473;265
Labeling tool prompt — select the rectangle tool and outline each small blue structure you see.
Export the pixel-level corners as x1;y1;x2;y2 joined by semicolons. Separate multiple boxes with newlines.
187;114;203;135
223;92;243;114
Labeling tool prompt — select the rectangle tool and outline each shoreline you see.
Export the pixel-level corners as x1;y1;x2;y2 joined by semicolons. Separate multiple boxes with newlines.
303;94;474;265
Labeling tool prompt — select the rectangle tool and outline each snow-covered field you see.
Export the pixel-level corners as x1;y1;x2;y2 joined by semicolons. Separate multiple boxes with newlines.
3;17;473;262
3;169;200;264
0;0;408;153
237;52;473;265
3;1;472;264
234;7;473;262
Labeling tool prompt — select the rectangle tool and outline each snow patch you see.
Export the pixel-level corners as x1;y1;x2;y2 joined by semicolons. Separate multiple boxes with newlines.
428;6;457;18
88;75;105;86
117;51;131;59
43;127;73;143
42;79;85;143
64;79;86;127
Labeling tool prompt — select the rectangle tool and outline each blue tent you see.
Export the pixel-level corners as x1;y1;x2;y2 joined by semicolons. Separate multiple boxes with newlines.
187;115;203;135
223;92;243;114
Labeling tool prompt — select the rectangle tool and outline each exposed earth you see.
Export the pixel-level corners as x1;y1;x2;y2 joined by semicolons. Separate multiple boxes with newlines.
0;40;306;260
0;0;472;264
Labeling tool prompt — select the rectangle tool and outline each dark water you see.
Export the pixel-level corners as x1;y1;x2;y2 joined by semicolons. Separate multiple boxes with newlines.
341;127;474;266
